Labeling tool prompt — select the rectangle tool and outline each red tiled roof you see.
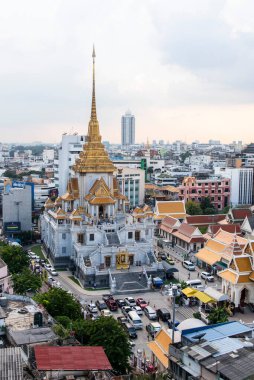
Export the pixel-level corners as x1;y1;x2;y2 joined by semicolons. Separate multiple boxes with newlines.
185;215;226;226
209;224;242;235
177;222;196;237
231;209;252;221
34;346;112;371
161;216;178;228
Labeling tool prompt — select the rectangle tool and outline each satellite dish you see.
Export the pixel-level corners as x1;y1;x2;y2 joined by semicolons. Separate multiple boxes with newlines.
192;333;206;340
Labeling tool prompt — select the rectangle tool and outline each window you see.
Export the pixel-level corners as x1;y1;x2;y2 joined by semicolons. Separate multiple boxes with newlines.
128;232;133;239
218;196;221;201
62;233;66;240
78;233;84;244
90;234;95;241
62;247;66;254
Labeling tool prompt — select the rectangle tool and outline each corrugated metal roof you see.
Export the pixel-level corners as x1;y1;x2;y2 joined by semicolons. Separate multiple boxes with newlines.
184;321;253;342
34;346;112;371
0;347;23;380
207;337;247;357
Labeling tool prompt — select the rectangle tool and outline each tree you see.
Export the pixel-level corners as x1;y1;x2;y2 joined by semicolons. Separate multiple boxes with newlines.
180;151;191;163
186;200;203;215
12;268;42;294
33;288;82;320
0;244;29;274
200;197;217;215
208;307;229;324
73;317;131;374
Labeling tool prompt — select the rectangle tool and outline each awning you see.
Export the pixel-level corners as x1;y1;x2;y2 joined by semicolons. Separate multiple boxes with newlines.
147;341;168;368
215;261;227;268
194;291;215;304
204;287;229;302
182;287;197;297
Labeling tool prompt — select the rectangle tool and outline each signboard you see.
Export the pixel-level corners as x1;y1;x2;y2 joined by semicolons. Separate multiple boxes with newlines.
4;222;21;233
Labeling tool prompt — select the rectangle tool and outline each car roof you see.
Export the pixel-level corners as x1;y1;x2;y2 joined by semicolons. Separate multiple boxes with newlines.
150;322;161;328
145;306;156;312
158;308;170;313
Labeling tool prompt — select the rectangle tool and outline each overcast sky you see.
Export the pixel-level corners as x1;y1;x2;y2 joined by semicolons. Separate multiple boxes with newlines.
0;0;254;144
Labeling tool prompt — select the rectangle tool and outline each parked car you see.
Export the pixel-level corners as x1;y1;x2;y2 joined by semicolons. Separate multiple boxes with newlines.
101;309;112;317
50;269;58;276
123;323;137;339
159;253;167;260
144;306;157;320
105;297;118;311
132;306;143;316
117;315;128;325
156;308;171;322
95;300;107;311
183;260;195;271
146;322;161;338
122;306;132;317
166;257;175;265
200;272;214;282
124;297;136;307
136;298;148;309
167;320;180;329
116;299;127;308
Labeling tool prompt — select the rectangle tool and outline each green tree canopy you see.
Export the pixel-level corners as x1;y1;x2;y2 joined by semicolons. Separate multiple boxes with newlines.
208;307;229;324
200;197;217;215
186;200;203;215
12;268;42;294
33;288;82;320
73;317;131;374
0;244;29;274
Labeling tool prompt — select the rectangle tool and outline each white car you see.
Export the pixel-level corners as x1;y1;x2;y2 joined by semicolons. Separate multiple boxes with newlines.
132;306;143;316
50;270;58;276
201;272;214;282
124;297;136;307
45;264;53;271
101;309;112;317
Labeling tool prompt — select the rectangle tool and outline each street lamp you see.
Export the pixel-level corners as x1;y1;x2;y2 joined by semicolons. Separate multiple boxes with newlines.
171;284;178;346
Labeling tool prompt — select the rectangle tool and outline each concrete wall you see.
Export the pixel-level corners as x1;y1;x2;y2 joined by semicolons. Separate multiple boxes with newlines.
3;186;32;231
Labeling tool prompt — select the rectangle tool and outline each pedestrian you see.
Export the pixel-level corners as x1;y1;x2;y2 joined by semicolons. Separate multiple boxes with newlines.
197;272;200;278
147;333;150;341
188;272;190;280
205;279;207;285
139;274;141;281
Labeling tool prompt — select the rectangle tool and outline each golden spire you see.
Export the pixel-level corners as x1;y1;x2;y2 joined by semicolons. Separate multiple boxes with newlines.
87;45;101;142
91;45;97;121
73;46;116;174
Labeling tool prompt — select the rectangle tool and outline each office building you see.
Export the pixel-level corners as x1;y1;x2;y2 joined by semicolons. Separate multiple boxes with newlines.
116;167;145;207
3;185;32;232
215;167;253;206
121;110;135;146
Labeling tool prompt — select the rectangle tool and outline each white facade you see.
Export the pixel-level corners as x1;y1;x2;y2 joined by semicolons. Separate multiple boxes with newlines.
3;186;32;231
215;167;253;206
116;167;145;207
34;182;56;211
121;111;135;146
54;134;84;195
42;149;55;163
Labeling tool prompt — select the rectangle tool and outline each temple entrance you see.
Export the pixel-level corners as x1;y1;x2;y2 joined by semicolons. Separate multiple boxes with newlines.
99;205;104;218
116;252;130;270
240;288;248;306
104;256;111;268
135;230;140;241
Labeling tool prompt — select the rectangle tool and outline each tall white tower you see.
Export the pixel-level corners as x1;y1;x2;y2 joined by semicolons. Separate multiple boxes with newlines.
121;110;135;146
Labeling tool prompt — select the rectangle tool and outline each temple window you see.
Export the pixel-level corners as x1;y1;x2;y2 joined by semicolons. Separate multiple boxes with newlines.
77;233;84;244
89;234;95;241
128;232;133;239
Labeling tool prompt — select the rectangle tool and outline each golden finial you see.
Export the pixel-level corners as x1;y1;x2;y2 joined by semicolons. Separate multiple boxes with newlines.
91;44;97;121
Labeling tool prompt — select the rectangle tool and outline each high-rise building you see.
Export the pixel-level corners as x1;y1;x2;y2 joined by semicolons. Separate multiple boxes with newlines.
121;110;135;146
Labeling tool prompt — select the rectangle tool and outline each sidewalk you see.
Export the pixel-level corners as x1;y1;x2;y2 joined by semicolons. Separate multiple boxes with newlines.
58;271;111;297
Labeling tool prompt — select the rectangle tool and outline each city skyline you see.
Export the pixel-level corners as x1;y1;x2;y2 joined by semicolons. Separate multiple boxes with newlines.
1;1;254;144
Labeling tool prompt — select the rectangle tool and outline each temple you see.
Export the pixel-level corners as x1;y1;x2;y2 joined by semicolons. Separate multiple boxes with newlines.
41;48;160;292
